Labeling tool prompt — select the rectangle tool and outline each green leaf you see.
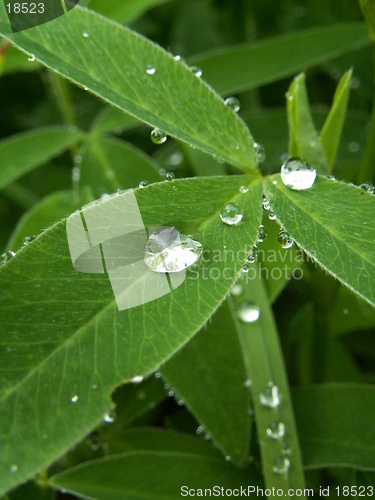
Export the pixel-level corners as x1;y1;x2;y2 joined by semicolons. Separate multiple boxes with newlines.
0;41;40;75
293;384;375;470
92;107;141;135
183;145;226;177
49;451;262;499
264;176;375;307
0;175;263;495
161;301;251;465
230;273;305;492
0;4;257;171
106;428;221;459
360;0;375;42
79;136;161;196
190;24;370;95
320;69;352;171
287;73;329;174
0;127;82;190
88;0;172;24
7;189;93;251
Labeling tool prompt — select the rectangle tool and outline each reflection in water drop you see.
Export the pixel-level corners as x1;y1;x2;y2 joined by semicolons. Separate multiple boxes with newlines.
144;224;203;273
281;157;316;191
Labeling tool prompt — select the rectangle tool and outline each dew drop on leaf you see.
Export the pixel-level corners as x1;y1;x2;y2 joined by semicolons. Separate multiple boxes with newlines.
267;421;286;439
151;128;167;145
1;251;15;265
10;465;18;473
146;65;156;75
273;456;290;474
360;182;374;193
269;212;277;221
237;303;260;323
281;157;316;191
144;224;203;273
247;246;258;264
130;375;144;384
259;384;280;408
82;32;89;38
224;96;240;112
257;225;268;242
190;66;203;77
239;185;249;194
262;197;270;211
28;54;35;62
254;142;266;163
277;230;294;249
71;395;79;403
104;412;115;424
139;180;149;188
23;235;36;245
165;172;175;182
220;203;243;225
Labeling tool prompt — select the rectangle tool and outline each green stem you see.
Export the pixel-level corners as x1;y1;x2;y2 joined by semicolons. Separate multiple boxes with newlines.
358;88;375;184
2;182;40;209
230;272;305;492
49;72;76;127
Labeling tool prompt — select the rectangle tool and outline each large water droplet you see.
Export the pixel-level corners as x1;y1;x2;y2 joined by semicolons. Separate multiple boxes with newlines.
220;203;243;225
281;157;316;191
151;128;167;145
260;384;280;408
273;456;290;474
277;231;294;249
144;224;203;273
267;421;286;439
237;303;260;323
191;66;202;77
255;143;266;163
225;97;240;113
257;225;268;242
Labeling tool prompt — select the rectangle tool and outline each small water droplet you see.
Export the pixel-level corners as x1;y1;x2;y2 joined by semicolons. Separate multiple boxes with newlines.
28;54;35;62
351;77;360;89
326;175;336;181
220;203;243;225
72;166;81;183
154;372;161;378
269;212;277;221
196;425;204;435
204;433;211;441
277;231;294;249
255;143;266;163
23;235;36;245
231;283;243;297
360;182;374;193
144;223;203;273
71;395;79;403
225;456;231;462
139;180;149;188
165;172;175;182
247;246;258;264
10;465;18;473
174;54;182;61
191;66;202;77
104;412;115;424
267;421;286;439
273;456;290;474
257;225;268;242
82;31;89;38
243;379;252;388
343;308;349;315
239;185;249;194
146;65;156;75
262;197;270;211
281;157;316;191
117;187;126;195
224;97;240;112
159;168;167;176
168;151;183;166
237;303;260;323
130;375;144;384
92;384;98;390
242;264;250;273
168;390;174;397
1;251;15;265
260;384;280;408
151;128;167;145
